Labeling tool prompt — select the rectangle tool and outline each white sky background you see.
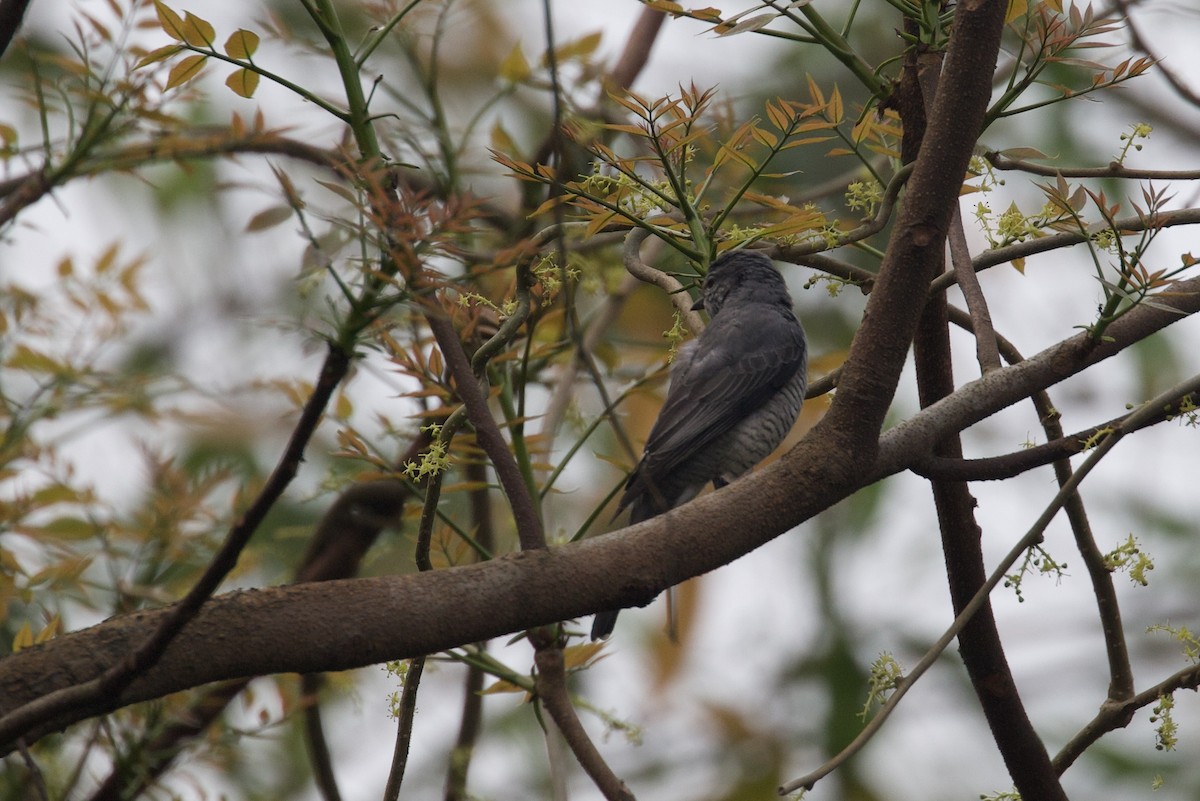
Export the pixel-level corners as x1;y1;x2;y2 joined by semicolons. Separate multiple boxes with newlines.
6;1;1200;800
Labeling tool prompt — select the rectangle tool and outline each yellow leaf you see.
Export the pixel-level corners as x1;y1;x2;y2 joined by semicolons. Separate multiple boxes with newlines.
549;31;602;64
561;642;605;668
246;205;293;232
153;0;186;42
764;99;790;131
806;74;825;106
225;67;259;98
166;53;207;89
828;85;844;124
643;0;684;14
39;517;96;540
498;43;531;83
489;121;518;155
1010;257;1026;274
134;43;183;69
481;677;529;695
182;11;215;46
95;242;119;274
13;622;32;652
224;28;260;59
749;125;778;149
7;344;62;374
34;615;62;645
1005;0;1029;23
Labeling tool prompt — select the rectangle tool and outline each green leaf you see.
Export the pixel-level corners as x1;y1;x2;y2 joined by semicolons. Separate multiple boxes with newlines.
166;54;207;88
225;67;259;98
224;29;260;60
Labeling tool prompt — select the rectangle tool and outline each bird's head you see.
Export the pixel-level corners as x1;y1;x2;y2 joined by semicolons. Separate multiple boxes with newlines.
693;250;790;317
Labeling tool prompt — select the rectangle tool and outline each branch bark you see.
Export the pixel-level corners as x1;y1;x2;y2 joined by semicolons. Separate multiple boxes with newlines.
1;265;1196;753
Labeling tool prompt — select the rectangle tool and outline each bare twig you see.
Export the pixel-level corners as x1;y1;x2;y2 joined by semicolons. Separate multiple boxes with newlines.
302;673;343;801
1054;660;1200;773
948;206;1002;373
783;370;1200;795
946;306;1135;706
531;631;635;801
622;228;705;334
984;150;1200;180
425;312;546;551
1113;0;1200;109
443;461;494;801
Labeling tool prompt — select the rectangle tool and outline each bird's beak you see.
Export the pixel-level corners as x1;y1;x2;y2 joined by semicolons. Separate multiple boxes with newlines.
691;296;705;311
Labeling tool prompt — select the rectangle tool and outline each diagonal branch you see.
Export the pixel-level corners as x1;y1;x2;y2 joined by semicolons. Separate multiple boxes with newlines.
425;312;546;551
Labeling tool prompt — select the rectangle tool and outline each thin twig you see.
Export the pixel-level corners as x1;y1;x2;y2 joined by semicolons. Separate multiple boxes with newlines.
302;673;343;801
16;738;48;801
946;305;1135;705
782;370;1200;795
985;150;1200;180
948;206;1002;373
622;228;705;334
531;631;636;801
382;657;427;801
1112;0;1200;109
913;394;1197;481
443;460;494;801
944;207;1200;291
1054;660;1200;773
425;312;546;551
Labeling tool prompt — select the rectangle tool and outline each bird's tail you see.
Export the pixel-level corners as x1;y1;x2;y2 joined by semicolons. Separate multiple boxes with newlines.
591;610;619;640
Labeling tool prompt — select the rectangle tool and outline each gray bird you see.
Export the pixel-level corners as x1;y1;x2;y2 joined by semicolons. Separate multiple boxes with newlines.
592;250;808;639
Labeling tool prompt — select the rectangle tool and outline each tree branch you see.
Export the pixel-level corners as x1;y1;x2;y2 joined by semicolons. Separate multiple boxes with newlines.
532;631;635;801
2;252;1197;756
425;312;546;551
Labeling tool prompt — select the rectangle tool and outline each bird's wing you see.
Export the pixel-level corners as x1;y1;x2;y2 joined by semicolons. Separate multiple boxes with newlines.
636;304;806;477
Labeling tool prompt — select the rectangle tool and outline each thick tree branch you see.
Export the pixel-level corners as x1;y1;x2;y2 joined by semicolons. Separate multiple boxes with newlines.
875;273;1200;476
817;0;1004;461
2;254;1197;756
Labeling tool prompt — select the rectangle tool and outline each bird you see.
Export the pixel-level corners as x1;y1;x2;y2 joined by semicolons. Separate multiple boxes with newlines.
592;250;808;639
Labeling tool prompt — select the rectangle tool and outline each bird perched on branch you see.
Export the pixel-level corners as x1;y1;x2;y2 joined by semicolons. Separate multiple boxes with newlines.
592;250;808;639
